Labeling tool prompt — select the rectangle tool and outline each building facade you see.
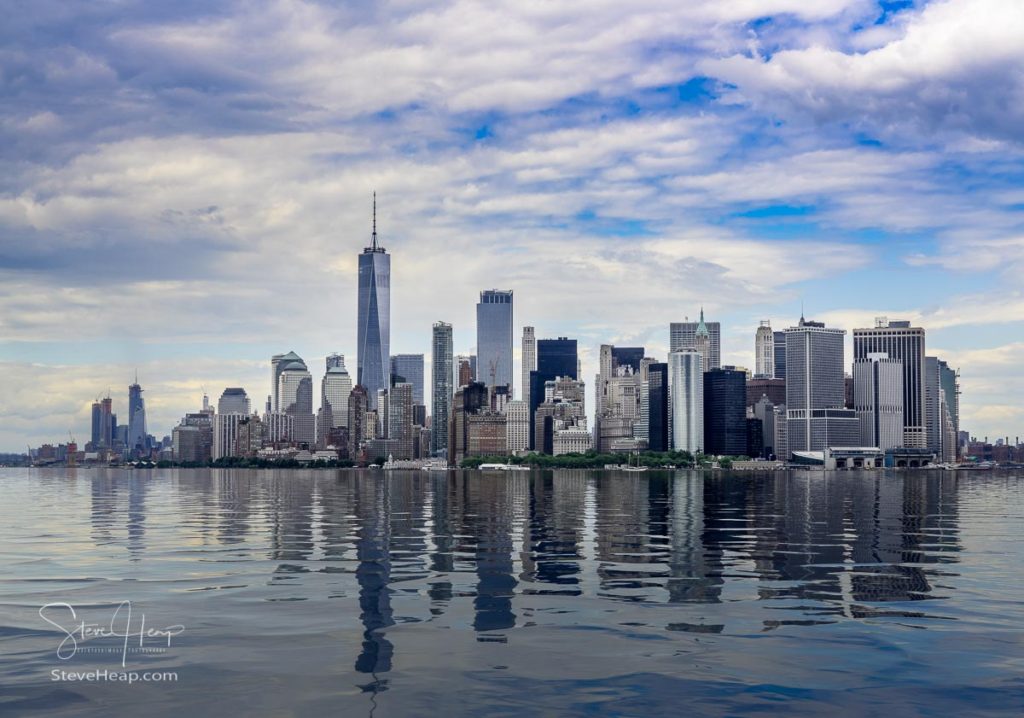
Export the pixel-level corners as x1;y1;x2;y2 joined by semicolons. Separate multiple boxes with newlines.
670;310;721;369
785;317;851;453
390;354;424;404
278;356;315;446
476;290;514;395
431;321;453;456
521;326;536;404
853;353;904;451
703;367;748;456
357;195;391;409
669;350;703;454
755;321;774;378
506;399;530;454
853;319;927;448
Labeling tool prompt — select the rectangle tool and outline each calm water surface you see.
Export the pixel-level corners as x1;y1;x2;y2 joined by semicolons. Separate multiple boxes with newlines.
1;468;1022;717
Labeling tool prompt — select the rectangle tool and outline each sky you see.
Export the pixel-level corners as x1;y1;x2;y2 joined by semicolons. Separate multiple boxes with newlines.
1;0;1023;451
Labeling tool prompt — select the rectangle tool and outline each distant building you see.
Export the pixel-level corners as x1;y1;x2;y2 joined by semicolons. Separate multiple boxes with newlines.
456;355;475;388
853;318;927;448
755;321;774;378
449;382;489;465
467;412;507;457
530;338;578;450
773;330;787;380
553;427;592;456
533;376;587;455
262;411;294;444
357;194;391;410
278;356;314;446
347;385;369;461
477;290;514;395
506;400;530;454
218;387;250;415
670;309;720;369
387;382;415;460
703;367;747;456
853;353;904;452
213;413;247;460
752;396;776;458
746;377;786;409
925;356;959;462
390;354;424;404
270;351;303;412
321;355;353;436
521;326;536;404
431;322;454;457
669;350;703;453
646;362;670;452
785;316;857;452
127;377;147;457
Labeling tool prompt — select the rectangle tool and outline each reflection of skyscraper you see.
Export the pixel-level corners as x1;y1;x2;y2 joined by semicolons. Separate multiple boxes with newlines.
431;322;453;457
358;194;391;410
476;290;513;394
354;476;394;676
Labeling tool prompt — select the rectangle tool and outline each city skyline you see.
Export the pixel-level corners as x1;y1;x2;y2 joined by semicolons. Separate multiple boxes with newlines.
3;1;1024;450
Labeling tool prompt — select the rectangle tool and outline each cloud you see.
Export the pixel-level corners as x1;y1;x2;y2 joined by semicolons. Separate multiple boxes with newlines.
707;0;1024;143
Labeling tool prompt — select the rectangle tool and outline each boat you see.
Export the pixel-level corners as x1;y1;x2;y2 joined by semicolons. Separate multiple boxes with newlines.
478;460;530;471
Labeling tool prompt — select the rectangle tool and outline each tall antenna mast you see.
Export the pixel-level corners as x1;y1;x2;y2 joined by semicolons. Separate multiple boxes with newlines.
371;191;378;250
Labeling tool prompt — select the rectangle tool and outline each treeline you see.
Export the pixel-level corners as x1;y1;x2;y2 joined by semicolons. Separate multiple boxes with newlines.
460;451;744;470
154;457;359;469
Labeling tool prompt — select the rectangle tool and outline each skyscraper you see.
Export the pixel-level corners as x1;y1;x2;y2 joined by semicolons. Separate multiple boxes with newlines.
703;367;747;456
271;351;302;412
853;353;903;451
322;355;353;430
218;387;250;415
127;375;147;456
90;400;101;448
529;337;577;449
773;330;787;380
669;351;703;453
476;290;514;394
390;354;424;404
853;319;927;448
99;395;113;449
348;385;369;460
387;382;415;460
925;356;959;461
755;321;774;378
646;362;670;452
357;194;391;410
278;355;314;446
521;326;536;404
670;309;721;369
431;321;453;456
785;317;859;453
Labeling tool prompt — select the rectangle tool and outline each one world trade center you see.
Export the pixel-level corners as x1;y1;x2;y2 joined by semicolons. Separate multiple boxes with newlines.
358;194;390;409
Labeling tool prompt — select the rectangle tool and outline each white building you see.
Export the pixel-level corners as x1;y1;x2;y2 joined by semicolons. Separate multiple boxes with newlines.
755;320;774;378
506;400;530;454
669;350;703;453
278;357;315;446
853;353;904;451
321;356;353;430
553;426;592;456
213;413;247;460
262;411;294;444
521;326;536;404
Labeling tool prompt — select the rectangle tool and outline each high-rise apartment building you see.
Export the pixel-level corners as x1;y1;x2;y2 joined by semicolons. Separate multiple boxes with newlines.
431;322;453;457
853;353;904;451
785;317;859;453
669;351;703;453
521;326;536;404
670;309;721;370
213;413;246;460
476;290;514;394
387;382;415;460
348;385;369;460
389;354;424;404
357;194;391;409
755;321;774;378
853;319;926;448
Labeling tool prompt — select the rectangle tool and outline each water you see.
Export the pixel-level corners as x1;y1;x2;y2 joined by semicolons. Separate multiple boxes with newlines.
1;468;1022;717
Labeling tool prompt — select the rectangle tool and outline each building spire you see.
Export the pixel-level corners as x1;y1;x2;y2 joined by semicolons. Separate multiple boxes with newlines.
371;191;378;251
